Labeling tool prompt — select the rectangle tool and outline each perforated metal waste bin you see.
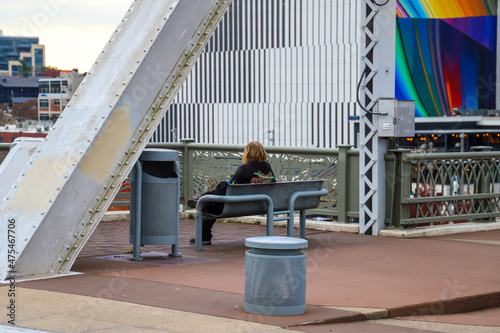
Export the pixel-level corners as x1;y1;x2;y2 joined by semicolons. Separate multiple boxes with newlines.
244;236;308;316
129;148;181;259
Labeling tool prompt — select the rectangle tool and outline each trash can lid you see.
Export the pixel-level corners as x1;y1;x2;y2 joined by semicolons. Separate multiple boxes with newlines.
245;236;308;250
140;149;179;162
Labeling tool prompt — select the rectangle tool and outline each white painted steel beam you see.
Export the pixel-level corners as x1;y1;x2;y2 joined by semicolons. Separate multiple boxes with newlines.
359;0;396;235
0;0;232;280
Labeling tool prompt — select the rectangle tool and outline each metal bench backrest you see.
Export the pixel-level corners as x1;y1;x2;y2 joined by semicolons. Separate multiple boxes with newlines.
217;180;325;218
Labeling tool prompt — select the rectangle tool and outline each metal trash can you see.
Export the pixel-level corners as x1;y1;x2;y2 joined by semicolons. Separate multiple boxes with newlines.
244;236;308;316
129;148;181;259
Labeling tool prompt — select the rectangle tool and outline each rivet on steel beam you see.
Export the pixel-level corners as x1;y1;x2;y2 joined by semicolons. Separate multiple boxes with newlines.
58;258;63;263
104;196;109;200
111;173;116;177
111;185;116;188
74;233;78;238
41;212;45;215
89;220;94;224
65;257;70;261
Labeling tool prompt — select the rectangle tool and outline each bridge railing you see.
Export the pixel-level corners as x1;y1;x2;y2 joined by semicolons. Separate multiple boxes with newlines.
386;148;500;228
3;142;499;227
147;140;359;222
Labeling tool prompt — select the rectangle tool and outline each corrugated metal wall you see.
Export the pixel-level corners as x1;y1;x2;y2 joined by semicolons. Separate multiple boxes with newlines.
151;0;361;148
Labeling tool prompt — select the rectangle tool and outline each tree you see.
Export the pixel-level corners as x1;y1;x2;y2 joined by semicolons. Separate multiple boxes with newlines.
11;99;38;122
17;59;33;77
41;66;61;78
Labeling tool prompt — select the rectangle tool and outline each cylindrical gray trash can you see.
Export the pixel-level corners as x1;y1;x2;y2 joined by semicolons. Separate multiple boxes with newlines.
129;149;181;257
244;236;308;316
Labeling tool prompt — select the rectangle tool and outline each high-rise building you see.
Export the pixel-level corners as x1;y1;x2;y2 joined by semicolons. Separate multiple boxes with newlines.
0;30;45;77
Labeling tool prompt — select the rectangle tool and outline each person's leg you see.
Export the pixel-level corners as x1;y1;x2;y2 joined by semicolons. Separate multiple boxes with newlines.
202;218;216;241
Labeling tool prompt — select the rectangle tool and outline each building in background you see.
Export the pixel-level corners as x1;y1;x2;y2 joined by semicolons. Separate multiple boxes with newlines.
38;70;84;121
150;0;499;151
153;0;359;148
0;30;45;77
0;76;40;105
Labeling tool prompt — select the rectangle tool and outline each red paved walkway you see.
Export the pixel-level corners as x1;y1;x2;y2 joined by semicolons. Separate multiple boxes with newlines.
9;218;500;332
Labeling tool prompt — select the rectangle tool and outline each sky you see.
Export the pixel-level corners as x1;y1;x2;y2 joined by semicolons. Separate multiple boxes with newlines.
0;0;133;73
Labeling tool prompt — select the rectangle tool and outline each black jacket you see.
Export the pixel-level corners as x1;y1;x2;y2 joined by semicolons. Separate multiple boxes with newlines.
230;160;276;184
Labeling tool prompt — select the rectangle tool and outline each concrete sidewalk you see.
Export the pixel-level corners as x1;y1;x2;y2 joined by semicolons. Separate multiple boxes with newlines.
1;218;500;332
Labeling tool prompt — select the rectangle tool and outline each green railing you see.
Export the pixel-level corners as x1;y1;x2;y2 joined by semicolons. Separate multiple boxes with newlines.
147;140;360;222
3;141;499;227
386;148;500;227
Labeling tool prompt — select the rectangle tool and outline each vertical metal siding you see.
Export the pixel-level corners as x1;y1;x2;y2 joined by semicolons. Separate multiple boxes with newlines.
152;0;361;148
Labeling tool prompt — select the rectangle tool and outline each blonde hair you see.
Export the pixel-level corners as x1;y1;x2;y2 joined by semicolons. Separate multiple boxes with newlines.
242;141;268;164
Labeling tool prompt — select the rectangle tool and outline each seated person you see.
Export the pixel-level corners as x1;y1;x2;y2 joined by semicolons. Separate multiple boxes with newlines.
189;141;276;245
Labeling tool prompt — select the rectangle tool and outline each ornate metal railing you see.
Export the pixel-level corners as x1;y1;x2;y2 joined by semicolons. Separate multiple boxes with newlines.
386;149;500;227
3;141;499;227
148;140;359;221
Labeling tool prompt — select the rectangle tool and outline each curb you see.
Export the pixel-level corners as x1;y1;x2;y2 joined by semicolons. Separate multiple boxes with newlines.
387;290;500;318
103;210;500;237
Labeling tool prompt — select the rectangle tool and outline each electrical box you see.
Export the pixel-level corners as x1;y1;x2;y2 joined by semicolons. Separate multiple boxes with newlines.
376;98;415;138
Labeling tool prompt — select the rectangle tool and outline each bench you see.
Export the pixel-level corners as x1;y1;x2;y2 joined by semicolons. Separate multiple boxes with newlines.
194;180;328;250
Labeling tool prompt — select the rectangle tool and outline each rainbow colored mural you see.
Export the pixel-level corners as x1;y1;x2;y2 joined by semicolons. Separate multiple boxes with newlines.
395;0;498;117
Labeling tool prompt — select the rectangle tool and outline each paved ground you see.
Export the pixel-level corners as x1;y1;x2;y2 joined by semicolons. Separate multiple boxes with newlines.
1;218;500;332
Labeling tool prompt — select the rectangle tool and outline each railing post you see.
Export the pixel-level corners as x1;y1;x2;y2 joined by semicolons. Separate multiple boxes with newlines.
471;146;493;216
181;138;195;206
336;145;352;223
387;149;412;228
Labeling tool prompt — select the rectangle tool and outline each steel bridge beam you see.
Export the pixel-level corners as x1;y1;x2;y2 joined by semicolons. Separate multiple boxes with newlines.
359;0;396;235
0;0;232;280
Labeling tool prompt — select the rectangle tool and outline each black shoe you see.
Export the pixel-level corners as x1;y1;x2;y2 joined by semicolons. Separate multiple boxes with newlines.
187;199;198;209
189;238;211;245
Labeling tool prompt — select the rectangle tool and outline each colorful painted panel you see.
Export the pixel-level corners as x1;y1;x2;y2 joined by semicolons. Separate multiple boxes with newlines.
397;0;497;19
395;0;497;117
